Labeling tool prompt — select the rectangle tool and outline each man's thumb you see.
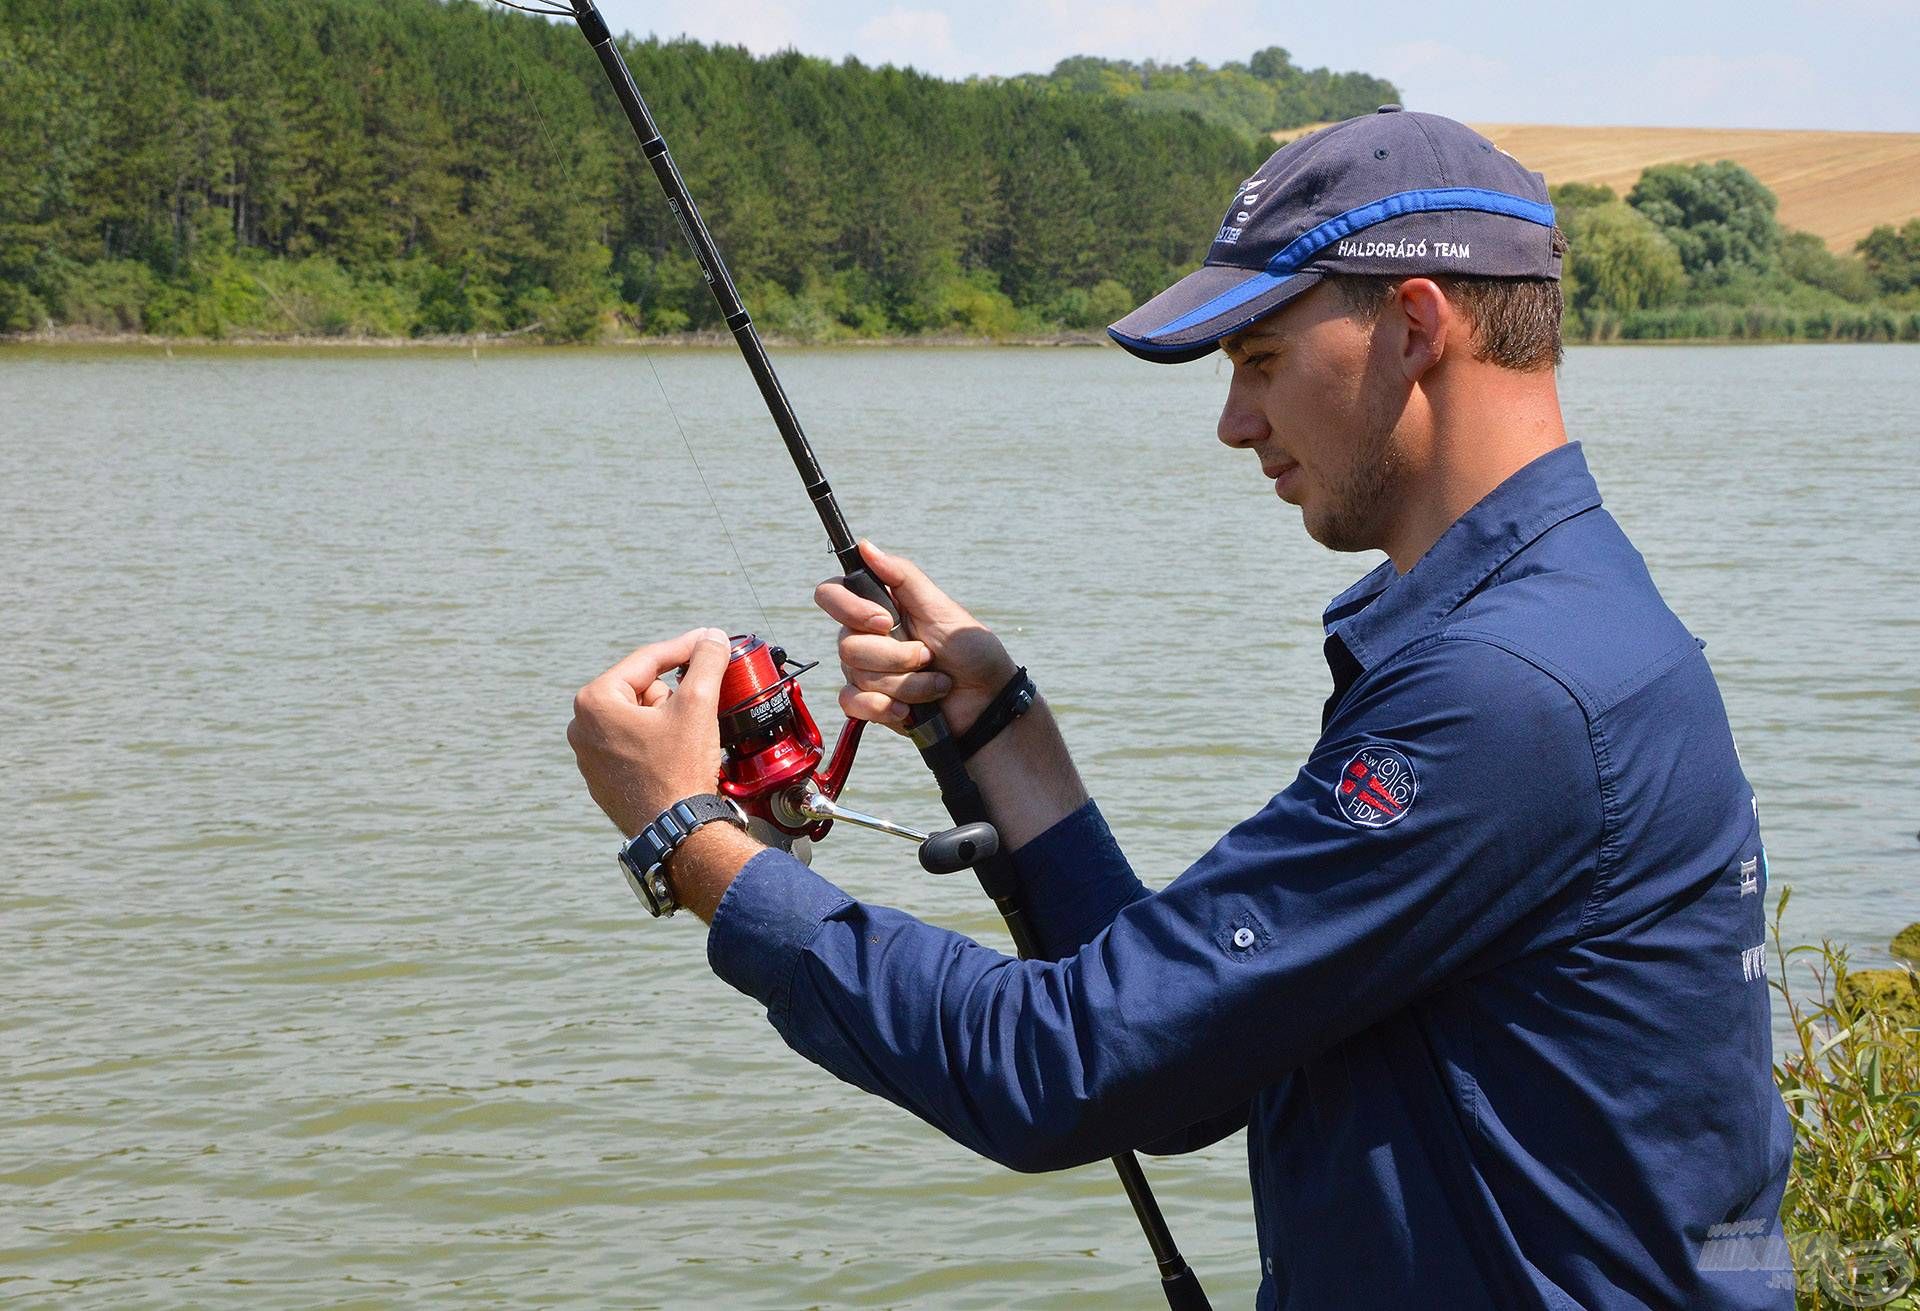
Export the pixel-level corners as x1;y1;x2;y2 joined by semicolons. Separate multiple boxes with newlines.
674;627;733;715
858;541;960;623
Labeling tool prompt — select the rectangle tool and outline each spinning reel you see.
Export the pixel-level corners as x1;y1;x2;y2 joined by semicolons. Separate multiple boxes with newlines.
713;635;998;875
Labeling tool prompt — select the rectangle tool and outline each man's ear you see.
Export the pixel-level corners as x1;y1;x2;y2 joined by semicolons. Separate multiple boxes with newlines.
1389;278;1453;382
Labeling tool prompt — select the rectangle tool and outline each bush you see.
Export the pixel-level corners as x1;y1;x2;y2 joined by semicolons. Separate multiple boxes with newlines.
1857;220;1920;297
1896;925;1920;963
895;269;1022;337
1563;201;1688;319
1781;231;1876;303
49;258;158;332
1771;889;1920;1309
1046;277;1136;329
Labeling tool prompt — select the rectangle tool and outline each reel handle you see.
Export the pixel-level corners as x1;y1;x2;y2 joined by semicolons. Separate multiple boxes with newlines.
917;822;999;875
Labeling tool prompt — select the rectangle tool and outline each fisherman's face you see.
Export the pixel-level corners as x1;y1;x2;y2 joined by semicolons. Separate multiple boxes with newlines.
1216;284;1412;555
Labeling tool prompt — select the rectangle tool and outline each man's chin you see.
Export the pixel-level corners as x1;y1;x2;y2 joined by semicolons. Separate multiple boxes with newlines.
1301;508;1375;555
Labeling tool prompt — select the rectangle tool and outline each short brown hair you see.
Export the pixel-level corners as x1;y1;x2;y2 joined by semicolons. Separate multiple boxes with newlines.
1327;229;1568;371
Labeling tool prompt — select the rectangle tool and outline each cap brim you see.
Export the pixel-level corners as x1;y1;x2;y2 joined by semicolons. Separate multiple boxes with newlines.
1107;266;1323;364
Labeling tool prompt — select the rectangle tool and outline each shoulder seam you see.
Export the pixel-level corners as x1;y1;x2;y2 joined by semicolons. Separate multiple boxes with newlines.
1431;632;1617;934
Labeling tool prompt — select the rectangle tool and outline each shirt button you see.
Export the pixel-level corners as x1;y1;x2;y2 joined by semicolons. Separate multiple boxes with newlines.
1232;927;1256;949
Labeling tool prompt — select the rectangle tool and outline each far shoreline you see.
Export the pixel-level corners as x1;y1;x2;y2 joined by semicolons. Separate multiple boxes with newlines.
4;328;1916;353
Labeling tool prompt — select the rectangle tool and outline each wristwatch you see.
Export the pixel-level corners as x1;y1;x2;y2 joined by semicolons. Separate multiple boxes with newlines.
618;793;749;917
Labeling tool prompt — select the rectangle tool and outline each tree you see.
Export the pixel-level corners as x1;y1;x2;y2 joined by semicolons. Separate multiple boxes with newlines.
1626;161;1780;283
1779;230;1874;302
1562;201;1688;318
1855;219;1920;296
1548;181;1616;216
0;27;98;329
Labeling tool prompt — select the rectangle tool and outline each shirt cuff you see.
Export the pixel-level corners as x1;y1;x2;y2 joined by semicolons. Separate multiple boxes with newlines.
1006;799;1149;959
706;847;854;1021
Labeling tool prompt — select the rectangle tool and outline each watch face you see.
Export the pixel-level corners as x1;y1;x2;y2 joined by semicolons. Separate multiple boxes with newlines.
618;843;676;916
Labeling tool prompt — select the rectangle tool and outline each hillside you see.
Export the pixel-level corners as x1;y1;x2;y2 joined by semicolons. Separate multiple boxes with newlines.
1468;125;1920;252
1276;121;1920;252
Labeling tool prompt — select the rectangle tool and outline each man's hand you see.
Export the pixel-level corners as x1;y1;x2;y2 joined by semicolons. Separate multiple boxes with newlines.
568;627;732;837
814;541;1016;736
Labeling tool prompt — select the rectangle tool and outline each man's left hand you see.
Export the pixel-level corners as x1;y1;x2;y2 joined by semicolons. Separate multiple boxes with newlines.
568;627;731;836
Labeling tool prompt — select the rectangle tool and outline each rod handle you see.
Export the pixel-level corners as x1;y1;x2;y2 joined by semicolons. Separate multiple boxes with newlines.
1159;1262;1213;1311
838;566;941;733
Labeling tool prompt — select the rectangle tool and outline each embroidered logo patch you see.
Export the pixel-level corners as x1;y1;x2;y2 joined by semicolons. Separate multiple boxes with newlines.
1335;745;1417;828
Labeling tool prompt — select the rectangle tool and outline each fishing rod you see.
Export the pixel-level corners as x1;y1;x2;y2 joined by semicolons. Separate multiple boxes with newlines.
492;0;1213;1305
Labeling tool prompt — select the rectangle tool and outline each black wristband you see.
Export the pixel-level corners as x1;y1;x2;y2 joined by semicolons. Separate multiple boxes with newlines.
952;666;1037;763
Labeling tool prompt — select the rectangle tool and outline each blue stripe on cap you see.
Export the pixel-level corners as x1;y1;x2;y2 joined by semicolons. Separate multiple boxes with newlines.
1147;187;1555;339
1132;271;1300;345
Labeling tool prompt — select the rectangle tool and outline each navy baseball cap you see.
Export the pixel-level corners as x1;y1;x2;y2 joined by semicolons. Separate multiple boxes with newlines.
1109;107;1559;363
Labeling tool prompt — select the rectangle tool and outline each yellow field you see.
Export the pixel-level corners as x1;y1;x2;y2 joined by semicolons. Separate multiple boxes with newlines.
1274;123;1920;252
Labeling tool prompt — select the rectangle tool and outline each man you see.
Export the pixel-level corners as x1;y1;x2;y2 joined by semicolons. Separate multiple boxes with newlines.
567;109;1793;1308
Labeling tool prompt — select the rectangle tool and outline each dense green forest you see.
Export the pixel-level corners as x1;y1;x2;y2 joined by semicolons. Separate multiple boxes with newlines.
1;0;1916;344
0;0;1269;341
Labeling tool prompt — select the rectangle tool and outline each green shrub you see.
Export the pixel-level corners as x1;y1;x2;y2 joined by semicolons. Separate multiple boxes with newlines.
1771;889;1920;1309
1781;231;1876;303
50;258;158;332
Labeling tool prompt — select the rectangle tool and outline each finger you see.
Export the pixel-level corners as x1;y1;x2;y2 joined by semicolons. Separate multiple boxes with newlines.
668;627;732;720
837;632;934;675
846;668;953;703
603;629;708;698
813;578;892;634
839;683;913;728
856;541;964;627
640;679;671;708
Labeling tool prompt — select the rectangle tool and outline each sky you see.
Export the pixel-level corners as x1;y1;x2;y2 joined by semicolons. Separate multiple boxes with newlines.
587;0;1920;132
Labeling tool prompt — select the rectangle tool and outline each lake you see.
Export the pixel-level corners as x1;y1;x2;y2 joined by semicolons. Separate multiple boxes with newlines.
3;342;1916;1307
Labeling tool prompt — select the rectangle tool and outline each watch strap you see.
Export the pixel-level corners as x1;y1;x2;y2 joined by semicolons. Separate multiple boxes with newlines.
952;666;1037;763
618;793;747;917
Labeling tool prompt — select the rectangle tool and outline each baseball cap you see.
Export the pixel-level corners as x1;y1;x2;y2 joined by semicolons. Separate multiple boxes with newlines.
1108;107;1559;363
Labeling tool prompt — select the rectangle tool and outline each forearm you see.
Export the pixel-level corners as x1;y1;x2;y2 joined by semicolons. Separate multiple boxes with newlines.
961;693;1089;851
670;823;765;923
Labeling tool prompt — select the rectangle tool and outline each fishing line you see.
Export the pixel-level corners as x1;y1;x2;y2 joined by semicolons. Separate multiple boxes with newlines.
503;7;773;636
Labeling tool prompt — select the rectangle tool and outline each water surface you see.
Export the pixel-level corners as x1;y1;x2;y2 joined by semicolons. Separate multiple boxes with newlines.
3;343;1916;1307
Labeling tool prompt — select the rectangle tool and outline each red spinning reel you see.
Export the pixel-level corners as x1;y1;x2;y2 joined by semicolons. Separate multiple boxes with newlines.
711;634;996;874
715;635;859;841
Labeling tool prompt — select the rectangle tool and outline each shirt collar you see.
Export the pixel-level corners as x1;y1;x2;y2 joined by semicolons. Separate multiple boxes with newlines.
1321;442;1602;672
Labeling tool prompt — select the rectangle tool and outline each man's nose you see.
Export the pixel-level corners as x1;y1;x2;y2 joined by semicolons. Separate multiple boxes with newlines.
1217;371;1271;449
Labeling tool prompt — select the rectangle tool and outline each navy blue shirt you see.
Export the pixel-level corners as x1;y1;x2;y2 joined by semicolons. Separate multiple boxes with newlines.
708;443;1794;1309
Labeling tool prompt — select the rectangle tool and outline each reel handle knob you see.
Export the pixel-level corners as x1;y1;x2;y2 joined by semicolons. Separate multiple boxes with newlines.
917;822;1000;875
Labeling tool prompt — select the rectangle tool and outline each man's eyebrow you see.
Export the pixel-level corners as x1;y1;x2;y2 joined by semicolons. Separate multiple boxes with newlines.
1223;329;1287;355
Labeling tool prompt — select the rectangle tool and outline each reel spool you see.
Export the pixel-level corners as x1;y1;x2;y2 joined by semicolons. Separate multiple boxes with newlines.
711;634;996;876
715;634;860;843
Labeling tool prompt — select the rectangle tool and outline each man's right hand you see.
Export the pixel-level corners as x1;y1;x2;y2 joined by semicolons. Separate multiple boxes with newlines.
813;540;1017;737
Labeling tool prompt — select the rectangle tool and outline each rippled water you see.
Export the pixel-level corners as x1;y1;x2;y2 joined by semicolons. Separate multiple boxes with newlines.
3;343;1916;1308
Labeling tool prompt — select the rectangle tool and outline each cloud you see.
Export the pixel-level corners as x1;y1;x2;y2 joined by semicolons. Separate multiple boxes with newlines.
1607;52;1819;127
854;7;960;74
985;0;1263;73
600;0;809;54
1373;40;1513;116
